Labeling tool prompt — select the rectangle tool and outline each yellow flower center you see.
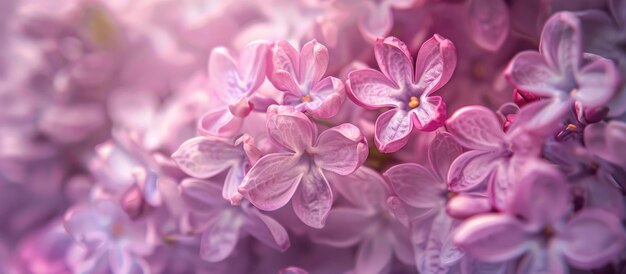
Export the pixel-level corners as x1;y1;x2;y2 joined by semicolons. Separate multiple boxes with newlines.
302;95;312;103
408;96;420;109
566;124;577;132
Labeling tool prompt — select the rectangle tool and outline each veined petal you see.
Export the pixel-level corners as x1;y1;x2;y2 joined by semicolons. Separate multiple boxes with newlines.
448;150;499;193
428;132;463;182
446;106;506;150
310;207;373;247
540;12;582;75
346;68;403;109
266;105;315;153
292;168;333;228
505;51;564;98
268;41;301;95
331;166;389;210
198;108;243;137
241;204;290;251
199;211;244;262
454;214;529;262
223;162;245;203
237;41;269;95
299;39;329;87
171;136;241;179
413;34;457;95
305;76;345;118
574;56;618;108
374;36;414;86
384;163;443;208
179;178;226;211
239;153;304;211
208;47;245;104
411;95;447;131
313;123;368;175
374;109;413;153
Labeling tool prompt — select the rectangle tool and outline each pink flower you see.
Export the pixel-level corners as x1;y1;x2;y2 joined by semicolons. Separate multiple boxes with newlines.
505;12;619;130
454;161;626;272
238;105;368;228
267;39;345;118
466;0;510;51
198;41;269;137
346;35;457;153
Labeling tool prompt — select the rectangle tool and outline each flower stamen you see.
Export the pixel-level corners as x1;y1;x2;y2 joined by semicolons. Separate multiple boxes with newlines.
408;96;420;109
302;95;312;103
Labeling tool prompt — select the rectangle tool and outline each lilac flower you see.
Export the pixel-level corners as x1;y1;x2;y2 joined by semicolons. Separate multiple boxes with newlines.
313;167;414;274
198;41;269;137
180;178;290;262
454;161;626;273
347;35;457;153
505;11;619;129
238;105;368;228
172;134;260;204
267;39;345;118
584;120;626;169
467;0;510;51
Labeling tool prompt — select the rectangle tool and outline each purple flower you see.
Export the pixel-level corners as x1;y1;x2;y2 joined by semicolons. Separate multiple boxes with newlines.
454;161;626;272
198;41;269;137
267;39;345;118
347;35;457;153
238;105;368;228
505;11;619;129
180;178;290;262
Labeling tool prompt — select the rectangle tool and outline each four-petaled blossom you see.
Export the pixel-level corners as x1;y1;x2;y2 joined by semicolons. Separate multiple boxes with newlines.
505;11;619;129
454;161;626;273
347;35;457;153
238;105;368;228
267;39;345;118
199;41;269;136
172;134;260;204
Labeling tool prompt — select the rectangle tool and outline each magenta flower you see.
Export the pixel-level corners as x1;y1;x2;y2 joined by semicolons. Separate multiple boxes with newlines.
267;39;345;118
238;105;368;228
505;12;619;129
347;35;457;153
454;161;626;272
172;134;260;204
198;41;269;137
180;178;289;262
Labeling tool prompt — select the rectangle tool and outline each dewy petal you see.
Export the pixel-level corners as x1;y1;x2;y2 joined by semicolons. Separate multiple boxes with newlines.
446;106;506;150
507;161;570;226
292;167;333;228
313;123;367;175
171;136;241;179
237;41;269;95
305;77;345;118
208;47;245;104
559;209;626;269
266;105;315;153
411;95;447;131
239;153;304;211
539;12;582;75
346;68;403;109
384;163;443;208
447;151;499;194
573;56;618;108
241;204;290;252
413;34;457;95
199;211;244;262
355;235;393;274
299;39;329;87
429;132;463;182
268;41;301;95
311;207;372;247
198;107;244;137
468;0;510;51
453;214;529;262
374;109;413;153
330;166;389;210
505;51;564;98
374;36;414;86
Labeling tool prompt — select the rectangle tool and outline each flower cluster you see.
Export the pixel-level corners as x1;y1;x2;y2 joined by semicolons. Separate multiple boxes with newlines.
1;0;626;274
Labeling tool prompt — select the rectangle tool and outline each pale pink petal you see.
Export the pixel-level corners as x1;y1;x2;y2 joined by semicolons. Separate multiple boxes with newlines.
447;151;499;192
299;39;329;86
313;123;368;175
266;105;315;153
200;212;244;262
468;0;510;51
560;209;626;269
446;194;492;219
292;168;333;228
241;204;290;251
268;41;301;96
413;34;457;95
198;108;244;137
304;76;345;118
505;51;564;98
109;247;132;274
331;166;389;209
374;109;413;153
239;153;304;211
411;95;447;131
446;106;506;150
573;56;618;108
355;235;393;274
223;162;245;203
311;208;372;247
237;41;269;95
171;136;242;179
358;2;393;40
346;68;403;109
429;132;463;182
584;121;626;167
517;248;567;274
179;178;226;211
208;47;244;104
384;163;443;208
514;99;572;131
454;214;529;262
281;267;309;274
374;36;414;86
540;12;582;75
417;212;457;274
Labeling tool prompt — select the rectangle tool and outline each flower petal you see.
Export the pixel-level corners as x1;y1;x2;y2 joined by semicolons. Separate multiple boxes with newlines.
332;166;389;209
374;36;414;86
241;203;290;251
411;95;447;131
266;105;316;153
200;211;244;262
358;2;393;40
237;41;269;95
223;162;245;203
305;76;345;118
447;150;499;192
453;214;529;262
171;136;241;179
560;209;626;269
292;168;333;228
584;121;626;167
446;194;492;219
197;108;244;137
384;163;443;208
468;0;510;51
346;68;403;109
310;207;372;247
374;109;413;153
540;12;582;75
505;51;564;98
299;39;329;87
268;41;301;95
446;106;506;150
573;56;618;108
355;235;393;274
429;132;463;182
413;34;457;95
179;178;226;211
208;47;244;104
313;123;368;175
239;153;304;211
